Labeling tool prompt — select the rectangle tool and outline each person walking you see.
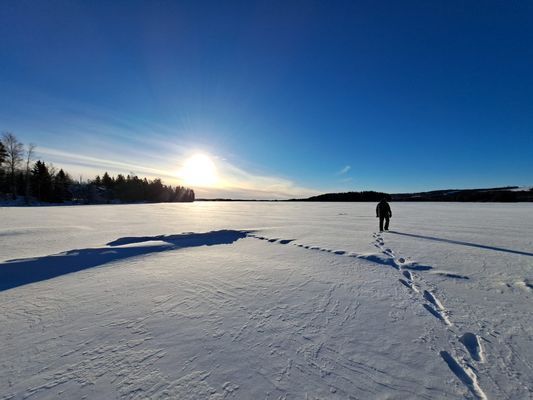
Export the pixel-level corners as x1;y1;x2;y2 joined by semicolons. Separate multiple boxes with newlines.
376;198;392;231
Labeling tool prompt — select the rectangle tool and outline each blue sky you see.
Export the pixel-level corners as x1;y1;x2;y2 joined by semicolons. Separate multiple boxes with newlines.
1;1;532;198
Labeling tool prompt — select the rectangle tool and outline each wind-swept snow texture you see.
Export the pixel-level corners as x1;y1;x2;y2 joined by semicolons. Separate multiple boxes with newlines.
1;202;532;399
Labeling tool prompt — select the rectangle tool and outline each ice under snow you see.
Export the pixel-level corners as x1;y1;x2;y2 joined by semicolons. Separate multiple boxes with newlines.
1;202;532;399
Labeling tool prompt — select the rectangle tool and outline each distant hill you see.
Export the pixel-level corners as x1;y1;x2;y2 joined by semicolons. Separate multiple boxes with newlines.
296;187;533;202
296;191;391;202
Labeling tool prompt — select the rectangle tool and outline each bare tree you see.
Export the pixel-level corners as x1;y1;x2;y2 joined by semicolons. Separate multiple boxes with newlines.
47;162;57;178
1;132;24;199
24;143;36;203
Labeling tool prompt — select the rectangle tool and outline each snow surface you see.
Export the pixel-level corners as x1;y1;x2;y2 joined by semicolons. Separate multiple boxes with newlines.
1;202;532;399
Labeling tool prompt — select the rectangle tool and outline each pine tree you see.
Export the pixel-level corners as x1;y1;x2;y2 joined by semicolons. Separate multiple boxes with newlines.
31;160;53;202
115;174;125;185
102;172;114;188
53;169;72;202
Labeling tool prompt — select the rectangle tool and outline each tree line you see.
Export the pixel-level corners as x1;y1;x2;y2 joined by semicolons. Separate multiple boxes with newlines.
296;187;533;202
90;173;194;203
0;132;195;204
391;187;533;202
298;191;392;202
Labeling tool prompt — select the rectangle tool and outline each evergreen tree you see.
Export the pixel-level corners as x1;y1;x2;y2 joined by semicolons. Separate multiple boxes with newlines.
102;172;114;188
31;160;53;202
115;174;126;185
113;174;126;200
53;169;72;202
147;178;164;202
15;171;25;198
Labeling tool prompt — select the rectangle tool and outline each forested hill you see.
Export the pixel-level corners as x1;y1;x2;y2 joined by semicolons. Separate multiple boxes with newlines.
297;187;533;202
298;191;391;202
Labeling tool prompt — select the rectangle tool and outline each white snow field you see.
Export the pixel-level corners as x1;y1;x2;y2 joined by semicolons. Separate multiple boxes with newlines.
1;202;532;399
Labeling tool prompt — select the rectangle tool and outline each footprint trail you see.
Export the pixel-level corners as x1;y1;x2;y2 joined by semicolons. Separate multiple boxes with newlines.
249;230;488;398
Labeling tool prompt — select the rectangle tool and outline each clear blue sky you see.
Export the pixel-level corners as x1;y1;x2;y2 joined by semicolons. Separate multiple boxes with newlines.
1;1;532;198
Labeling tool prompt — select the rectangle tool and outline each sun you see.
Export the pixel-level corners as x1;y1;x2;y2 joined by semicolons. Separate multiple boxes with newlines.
180;154;219;187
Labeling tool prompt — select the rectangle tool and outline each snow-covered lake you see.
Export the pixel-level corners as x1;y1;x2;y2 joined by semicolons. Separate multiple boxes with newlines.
1;202;532;399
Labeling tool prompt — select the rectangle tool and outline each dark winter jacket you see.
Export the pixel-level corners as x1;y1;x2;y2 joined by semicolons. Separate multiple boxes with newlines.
376;201;392;218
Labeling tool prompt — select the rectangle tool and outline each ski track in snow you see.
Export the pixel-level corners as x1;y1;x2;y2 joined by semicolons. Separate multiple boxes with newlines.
249;231;490;400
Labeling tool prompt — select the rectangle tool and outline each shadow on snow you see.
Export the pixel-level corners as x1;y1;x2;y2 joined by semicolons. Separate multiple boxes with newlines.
389;231;533;257
0;230;250;292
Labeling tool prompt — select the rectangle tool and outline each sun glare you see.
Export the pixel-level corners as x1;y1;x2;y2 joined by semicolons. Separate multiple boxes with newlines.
180;154;218;187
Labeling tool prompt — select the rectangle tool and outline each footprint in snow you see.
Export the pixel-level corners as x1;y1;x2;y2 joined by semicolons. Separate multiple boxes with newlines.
423;304;451;326
440;351;487;400
460;332;484;362
399;279;419;293
423;290;444;311
402;270;413;281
